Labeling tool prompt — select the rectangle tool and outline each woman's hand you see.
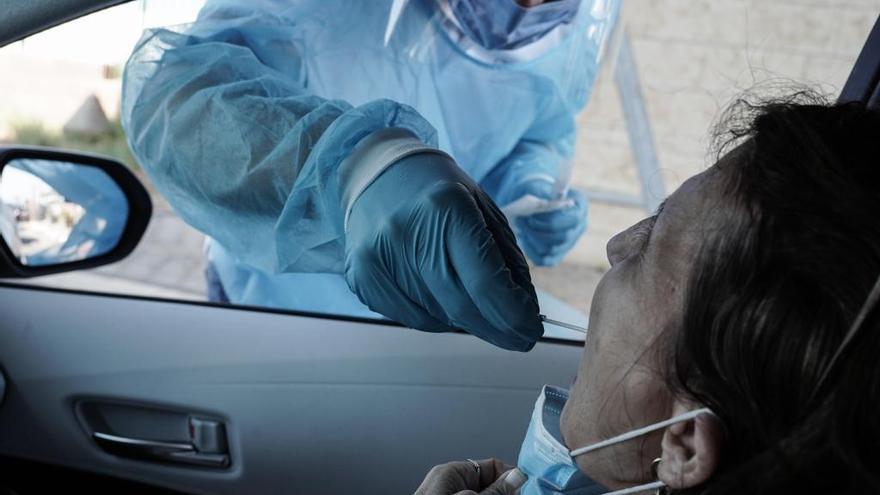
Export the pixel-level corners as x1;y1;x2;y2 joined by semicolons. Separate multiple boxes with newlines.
413;458;527;495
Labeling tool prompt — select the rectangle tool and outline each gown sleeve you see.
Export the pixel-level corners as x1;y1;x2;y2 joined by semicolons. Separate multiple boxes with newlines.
121;3;438;274
479;102;578;207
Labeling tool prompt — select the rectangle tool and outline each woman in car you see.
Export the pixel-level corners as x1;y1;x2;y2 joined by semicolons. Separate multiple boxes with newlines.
415;95;880;494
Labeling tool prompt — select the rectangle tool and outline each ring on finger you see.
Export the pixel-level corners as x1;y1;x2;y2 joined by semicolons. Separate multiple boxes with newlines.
465;458;481;478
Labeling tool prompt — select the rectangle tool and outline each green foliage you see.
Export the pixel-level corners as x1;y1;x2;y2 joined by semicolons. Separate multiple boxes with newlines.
8;120;139;170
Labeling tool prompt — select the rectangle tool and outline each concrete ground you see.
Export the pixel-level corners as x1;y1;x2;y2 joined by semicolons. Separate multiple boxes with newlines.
2;0;879;315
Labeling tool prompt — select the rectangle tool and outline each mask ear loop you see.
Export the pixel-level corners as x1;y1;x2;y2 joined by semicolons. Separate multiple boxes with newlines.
569;408;715;457
808;273;880;404
569;409;716;495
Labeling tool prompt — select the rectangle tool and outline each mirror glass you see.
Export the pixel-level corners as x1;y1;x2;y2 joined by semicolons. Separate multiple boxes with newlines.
0;158;129;266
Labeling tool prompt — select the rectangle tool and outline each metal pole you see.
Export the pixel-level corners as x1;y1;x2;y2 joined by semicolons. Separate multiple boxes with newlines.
614;31;665;213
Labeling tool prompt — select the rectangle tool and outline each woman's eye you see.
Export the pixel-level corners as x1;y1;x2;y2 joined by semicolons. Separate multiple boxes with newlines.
607;217;654;266
630;219;655;251
628;216;658;254
606;207;663;266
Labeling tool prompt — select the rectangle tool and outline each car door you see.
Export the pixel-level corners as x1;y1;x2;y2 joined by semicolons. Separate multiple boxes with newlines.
0;283;583;494
0;2;585;494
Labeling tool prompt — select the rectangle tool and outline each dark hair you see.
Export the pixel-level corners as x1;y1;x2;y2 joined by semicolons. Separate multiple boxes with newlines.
669;93;880;494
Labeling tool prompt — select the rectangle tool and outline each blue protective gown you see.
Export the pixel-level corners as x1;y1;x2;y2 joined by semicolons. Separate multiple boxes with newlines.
122;0;617;317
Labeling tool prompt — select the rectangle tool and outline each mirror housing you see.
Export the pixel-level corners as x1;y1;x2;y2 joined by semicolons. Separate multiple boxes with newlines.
0;146;151;278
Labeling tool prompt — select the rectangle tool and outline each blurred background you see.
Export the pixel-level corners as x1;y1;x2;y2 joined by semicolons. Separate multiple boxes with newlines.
0;0;876;316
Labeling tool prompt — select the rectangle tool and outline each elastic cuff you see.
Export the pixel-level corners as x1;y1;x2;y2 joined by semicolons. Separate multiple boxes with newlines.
338;127;450;230
498;172;557;207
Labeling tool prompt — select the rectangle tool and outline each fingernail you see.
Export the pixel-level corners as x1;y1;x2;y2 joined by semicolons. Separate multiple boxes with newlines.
503;468;527;489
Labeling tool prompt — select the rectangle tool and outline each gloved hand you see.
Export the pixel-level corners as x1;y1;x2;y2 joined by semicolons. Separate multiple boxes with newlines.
343;152;543;351
507;180;587;267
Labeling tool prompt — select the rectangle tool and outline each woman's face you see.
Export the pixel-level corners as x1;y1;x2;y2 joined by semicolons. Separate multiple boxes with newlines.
560;165;729;489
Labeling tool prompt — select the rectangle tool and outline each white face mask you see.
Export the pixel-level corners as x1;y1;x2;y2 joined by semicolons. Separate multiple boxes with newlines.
517;385;715;495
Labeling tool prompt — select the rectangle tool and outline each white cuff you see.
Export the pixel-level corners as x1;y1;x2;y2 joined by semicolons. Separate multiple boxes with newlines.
338;127;449;231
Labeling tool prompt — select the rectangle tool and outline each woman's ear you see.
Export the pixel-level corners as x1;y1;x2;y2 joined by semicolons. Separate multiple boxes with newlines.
656;400;723;489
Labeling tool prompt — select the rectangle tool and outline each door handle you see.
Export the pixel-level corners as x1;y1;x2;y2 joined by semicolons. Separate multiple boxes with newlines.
78;400;231;469
90;414;230;469
93;431;230;468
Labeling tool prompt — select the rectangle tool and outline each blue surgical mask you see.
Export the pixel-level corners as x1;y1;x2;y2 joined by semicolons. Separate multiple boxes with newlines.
517;385;715;495
448;0;581;50
517;385;605;494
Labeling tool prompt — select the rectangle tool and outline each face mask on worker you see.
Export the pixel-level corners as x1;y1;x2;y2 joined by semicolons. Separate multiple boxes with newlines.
517;385;715;495
448;0;581;50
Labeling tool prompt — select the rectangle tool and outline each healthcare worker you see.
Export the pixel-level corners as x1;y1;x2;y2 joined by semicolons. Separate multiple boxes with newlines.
122;0;618;351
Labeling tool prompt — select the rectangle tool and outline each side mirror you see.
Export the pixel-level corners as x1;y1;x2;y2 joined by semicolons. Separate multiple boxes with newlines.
0;147;151;278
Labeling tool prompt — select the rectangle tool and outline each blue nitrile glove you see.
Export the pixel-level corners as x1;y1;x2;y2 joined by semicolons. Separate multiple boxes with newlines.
342;152;544;352
510;180;588;267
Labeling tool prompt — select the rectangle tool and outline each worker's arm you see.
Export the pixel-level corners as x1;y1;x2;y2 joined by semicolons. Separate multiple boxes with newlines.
121;6;543;350
480;112;588;267
121;7;438;274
